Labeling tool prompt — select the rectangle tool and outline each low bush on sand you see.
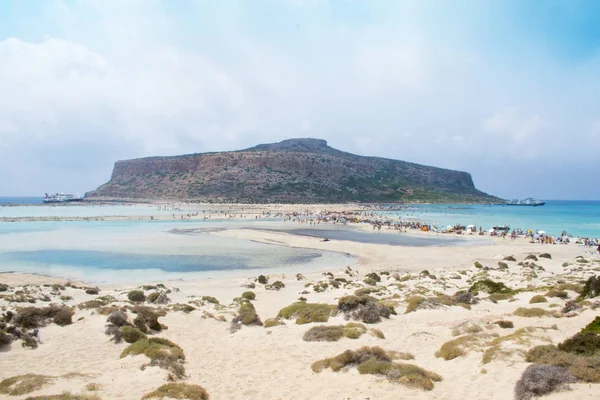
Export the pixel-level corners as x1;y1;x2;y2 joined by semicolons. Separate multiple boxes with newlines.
370;328;385;339
495;320;514;329
277;302;334;325
503;255;517;262
525;255;538;261
0;283;9;292
545;290;568;299
311;346;442;390
581;316;600;334
26;392;101;400
539;253;552;259
241;291;256;300
529;295;547;304
303;323;367;342
497;261;508;269
120;326;148;343
525;322;600;383
142;383;209;400
12;306;73;328
231;300;262;332
474;262;483;269
451;323;482;336
468;279;512;295
263;318;283;328
257;275;268;284
0;374;53;395
265;281;285;291
0;329;12;346
513;308;551;318
579;275;599;300
435;334;488;360
337;295;395;323
128;290;146;303
85;287;100;295
78;295;117;310
201;296;219;304
404;291;475;314
514;364;575;400
122;337;186;378
170;304;195;314
131;306;165;333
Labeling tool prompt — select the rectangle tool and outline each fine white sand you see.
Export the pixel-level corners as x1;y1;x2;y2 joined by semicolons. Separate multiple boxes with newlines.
1;220;599;399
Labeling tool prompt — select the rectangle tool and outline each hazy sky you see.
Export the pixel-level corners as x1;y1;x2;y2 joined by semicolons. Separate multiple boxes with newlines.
1;0;599;199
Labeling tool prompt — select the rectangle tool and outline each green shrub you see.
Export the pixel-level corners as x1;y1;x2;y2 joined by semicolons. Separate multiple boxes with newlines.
277;302;333;324
170;304;195;313
525;254;538;261
474;261;483;269
265;281;285;291
146;292;160;303
497;261;508;269
539;253;552;259
365;272;381;282
0;283;8;292
142;383;209;400
238;301;262;326
503;255;517;262
131;306;163;333
201;296;219;304
525;344;600;383
303;325;344;342
370;328;385;339
242;291;256;300
495;320;514;329
263;318;283;328
469;279;512;294
529;295;547;304
545;290;568;299
581;317;600;334
257;275;268;284
312;346;442;390
128;290;146;303
404;296;426;314
26;392;101;400
557;332;600;356
120;326;147;343
121;337;185;377
513;308;549;318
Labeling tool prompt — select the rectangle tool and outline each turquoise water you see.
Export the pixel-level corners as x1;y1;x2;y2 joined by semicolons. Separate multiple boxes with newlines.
372;200;600;238
0;197;43;205
0;220;356;283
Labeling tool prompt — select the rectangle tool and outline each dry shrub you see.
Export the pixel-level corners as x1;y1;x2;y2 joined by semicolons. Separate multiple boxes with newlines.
312;346;442;390
435;334;488;360
303;325;344;342
142;383;209;400
338;295;394;324
504;255;517;262
539;253;552;259
12;306;73;328
370;328;385;339
277;302;334;325
451;323;483;336
495;320;514;329
529;295;547;304
265;281;285;291
545;290;568;299
149;352;187;379
127;290;146;303
0;374;53;395
514;364;575;400
525;344;600;382
170;304;195;314
513;308;550;318
263;318;283;328
107;310;128;327
580;275;599;299
525;255;539;261
26;392;101;400
131;306;164;333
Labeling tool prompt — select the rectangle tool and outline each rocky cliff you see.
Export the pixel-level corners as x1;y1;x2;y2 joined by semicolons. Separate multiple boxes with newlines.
86;138;499;203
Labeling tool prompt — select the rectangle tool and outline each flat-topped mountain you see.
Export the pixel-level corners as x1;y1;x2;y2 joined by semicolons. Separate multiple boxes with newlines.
86;138;499;203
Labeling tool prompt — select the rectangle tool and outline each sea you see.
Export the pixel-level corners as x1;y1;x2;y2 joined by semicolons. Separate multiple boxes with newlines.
0;199;598;283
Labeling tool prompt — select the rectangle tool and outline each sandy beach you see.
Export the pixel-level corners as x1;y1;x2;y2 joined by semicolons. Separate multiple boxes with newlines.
1;206;599;400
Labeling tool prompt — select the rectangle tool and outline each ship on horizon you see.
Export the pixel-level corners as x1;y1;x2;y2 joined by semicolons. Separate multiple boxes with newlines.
43;192;83;204
505;197;545;207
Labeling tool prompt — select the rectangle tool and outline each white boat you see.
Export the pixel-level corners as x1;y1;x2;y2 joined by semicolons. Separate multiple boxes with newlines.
43;192;83;203
505;198;545;207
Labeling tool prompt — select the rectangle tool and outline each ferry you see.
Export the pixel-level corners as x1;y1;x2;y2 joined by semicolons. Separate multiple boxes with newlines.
505;198;545;207
43;192;83;203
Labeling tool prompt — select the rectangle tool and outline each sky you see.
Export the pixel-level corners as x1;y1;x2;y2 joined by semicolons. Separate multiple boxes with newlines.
1;0;599;199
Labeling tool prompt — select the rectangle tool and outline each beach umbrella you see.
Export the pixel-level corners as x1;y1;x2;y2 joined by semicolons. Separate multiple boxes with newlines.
538;230;546;235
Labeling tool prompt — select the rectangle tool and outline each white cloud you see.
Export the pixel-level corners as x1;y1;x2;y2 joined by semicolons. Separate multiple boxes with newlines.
0;0;598;199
